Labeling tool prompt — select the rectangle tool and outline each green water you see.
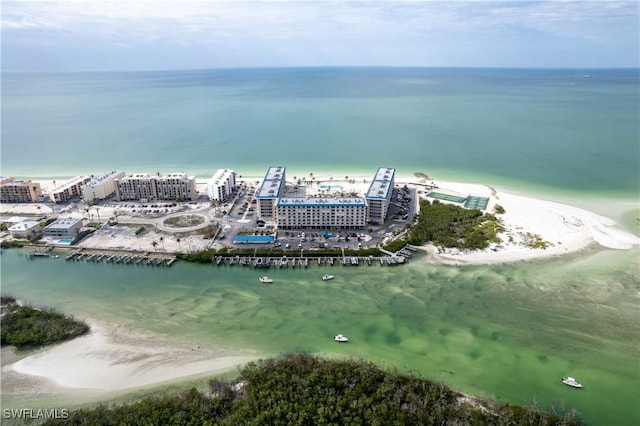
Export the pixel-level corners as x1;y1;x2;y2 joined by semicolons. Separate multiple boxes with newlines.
2;247;638;425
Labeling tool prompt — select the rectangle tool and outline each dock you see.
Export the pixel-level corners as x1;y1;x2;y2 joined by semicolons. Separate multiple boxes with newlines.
63;248;176;267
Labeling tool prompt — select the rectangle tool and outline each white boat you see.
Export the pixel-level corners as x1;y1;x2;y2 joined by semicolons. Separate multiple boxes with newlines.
562;377;583;388
322;274;334;281
259;276;273;284
334;334;349;342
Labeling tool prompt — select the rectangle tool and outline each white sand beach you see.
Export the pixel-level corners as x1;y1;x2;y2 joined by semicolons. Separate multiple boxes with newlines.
5;323;257;391
412;179;639;264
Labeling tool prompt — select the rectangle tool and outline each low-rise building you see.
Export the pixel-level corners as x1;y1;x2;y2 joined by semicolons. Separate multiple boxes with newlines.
8;220;41;239
207;169;236;202
0;178;43;203
43;217;83;240
82;170;126;202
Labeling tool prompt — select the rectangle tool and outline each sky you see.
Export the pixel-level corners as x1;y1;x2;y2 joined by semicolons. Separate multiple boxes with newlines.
2;0;638;71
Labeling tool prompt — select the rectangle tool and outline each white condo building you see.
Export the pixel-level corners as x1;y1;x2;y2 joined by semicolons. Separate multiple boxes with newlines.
365;167;395;224
207;169;236;202
82;171;126;202
256;166;286;219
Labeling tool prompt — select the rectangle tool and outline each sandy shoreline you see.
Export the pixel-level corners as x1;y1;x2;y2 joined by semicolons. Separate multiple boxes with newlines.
2;175;638;265
2;321;258;393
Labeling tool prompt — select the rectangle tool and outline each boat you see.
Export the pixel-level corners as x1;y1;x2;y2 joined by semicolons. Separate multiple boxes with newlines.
322;274;334;281
259;276;273;284
51;255;60;259
333;334;349;342
562;377;583;388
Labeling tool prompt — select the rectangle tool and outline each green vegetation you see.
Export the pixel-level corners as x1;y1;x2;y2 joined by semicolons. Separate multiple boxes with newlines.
135;226;145;235
494;204;506;214
406;200;503;250
45;353;579;426
163;214;206;228
1;239;28;248
1;295;90;348
521;232;553;249
177;247;382;263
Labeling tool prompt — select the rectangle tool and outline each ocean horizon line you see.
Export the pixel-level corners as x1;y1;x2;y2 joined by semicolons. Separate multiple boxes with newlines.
3;65;639;75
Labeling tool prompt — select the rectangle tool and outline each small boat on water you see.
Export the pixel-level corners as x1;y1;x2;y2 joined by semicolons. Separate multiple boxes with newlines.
334;334;349;342
259;276;273;284
562;377;583;388
322;274;334;281
51;255;60;259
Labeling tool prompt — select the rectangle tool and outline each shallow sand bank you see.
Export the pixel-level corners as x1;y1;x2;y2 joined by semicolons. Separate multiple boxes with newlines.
5;323;257;391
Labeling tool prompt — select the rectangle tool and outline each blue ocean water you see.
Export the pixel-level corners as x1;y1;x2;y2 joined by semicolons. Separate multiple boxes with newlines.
2;68;638;197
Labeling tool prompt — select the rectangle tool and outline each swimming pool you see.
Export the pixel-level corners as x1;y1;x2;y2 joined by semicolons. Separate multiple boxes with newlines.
319;184;344;190
57;239;73;245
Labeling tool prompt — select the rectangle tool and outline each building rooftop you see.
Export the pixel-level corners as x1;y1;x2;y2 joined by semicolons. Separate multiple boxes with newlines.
45;217;83;229
256;166;286;199
365;167;395;199
278;197;366;207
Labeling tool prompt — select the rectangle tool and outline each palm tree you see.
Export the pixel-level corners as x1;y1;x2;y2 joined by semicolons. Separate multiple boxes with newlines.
94;207;101;224
176;238;181;251
151;240;158;251
84;208;90;220
159;236;165;250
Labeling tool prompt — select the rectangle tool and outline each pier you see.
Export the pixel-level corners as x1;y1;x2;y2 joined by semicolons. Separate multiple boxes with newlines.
64;248;176;267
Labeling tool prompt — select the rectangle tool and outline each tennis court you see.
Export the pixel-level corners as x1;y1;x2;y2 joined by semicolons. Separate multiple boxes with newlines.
464;196;490;210
426;191;467;204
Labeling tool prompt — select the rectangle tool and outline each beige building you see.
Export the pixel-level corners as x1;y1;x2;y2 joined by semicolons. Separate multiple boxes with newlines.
115;172;197;202
49;176;91;204
82;170;126;202
0;178;43;203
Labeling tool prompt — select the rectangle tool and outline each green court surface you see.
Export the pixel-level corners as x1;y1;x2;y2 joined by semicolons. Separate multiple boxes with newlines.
464;196;489;210
426;191;467;203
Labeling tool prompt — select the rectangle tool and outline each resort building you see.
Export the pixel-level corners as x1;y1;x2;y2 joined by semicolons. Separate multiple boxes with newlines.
43;217;83;240
155;172;197;201
8;221;41;239
115;173;156;201
81;170;126;202
115;172;197;202
207;169;236;202
276;197;367;230
0;178;43;203
256;166;286;220
365;167;395;224
49;176;91;204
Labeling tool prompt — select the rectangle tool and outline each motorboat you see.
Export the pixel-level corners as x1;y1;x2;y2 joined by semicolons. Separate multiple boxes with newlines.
334;334;349;342
322;274;334;281
259;276;273;284
561;377;583;388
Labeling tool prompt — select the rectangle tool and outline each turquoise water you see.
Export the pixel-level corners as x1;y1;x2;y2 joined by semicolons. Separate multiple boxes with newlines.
1;248;638;425
1;68;639;424
2;68;638;198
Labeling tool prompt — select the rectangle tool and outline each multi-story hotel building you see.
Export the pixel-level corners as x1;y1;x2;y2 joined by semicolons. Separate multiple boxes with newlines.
0;178;43;203
115;172;197;202
276;197;367;230
81;170;126;202
207;169;236;202
256;166;286;219
155;173;197;201
257;166;395;229
365;167;395;224
49;176;92;204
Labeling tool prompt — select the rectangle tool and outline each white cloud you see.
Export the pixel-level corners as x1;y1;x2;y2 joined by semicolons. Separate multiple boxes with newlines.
2;0;638;70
